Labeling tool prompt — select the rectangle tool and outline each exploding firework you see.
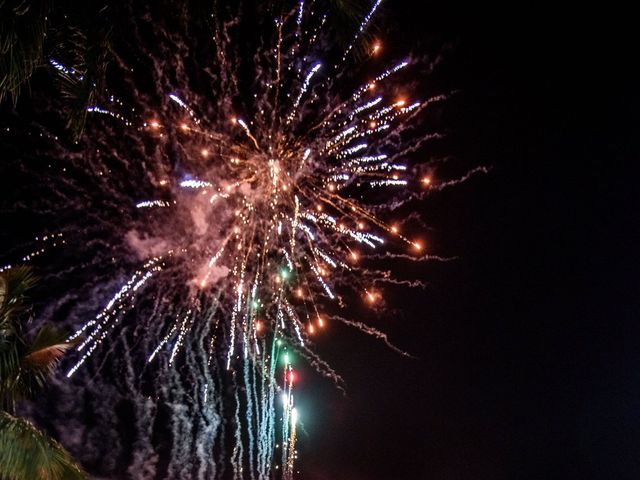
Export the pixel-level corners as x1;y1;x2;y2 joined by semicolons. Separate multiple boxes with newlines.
0;0;481;478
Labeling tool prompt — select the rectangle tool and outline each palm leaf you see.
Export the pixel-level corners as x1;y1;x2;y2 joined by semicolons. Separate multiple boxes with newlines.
0;267;35;409
1;268;74;407
51;19;112;138
0;273;6;304
0;266;36;355
0;412;86;480
0;268;84;478
0;266;36;313
22;325;74;380
0;0;51;104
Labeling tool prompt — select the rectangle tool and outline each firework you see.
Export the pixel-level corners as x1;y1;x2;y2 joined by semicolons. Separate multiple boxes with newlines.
0;0;476;478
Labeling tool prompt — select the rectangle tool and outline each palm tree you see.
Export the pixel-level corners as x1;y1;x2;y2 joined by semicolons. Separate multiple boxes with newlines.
0;0;111;138
0;267;86;480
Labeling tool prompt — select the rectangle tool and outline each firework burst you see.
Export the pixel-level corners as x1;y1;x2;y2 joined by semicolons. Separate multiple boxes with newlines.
0;0;478;478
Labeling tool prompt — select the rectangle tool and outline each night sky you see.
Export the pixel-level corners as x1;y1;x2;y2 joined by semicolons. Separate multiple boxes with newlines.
2;1;639;479
296;2;640;479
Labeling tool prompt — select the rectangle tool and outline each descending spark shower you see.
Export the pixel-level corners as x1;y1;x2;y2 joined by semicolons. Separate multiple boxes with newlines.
0;1;472;478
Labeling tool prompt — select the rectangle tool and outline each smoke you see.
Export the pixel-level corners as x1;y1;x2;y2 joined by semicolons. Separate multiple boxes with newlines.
126;230;169;259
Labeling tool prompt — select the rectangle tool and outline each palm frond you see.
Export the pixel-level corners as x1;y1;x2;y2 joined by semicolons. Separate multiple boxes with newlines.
0;268;74;408
22;325;74;383
48;7;112;138
0;266;36;318
327;0;381;56
0;273;6;304
0;267;36;408
0;341;20;411
0;0;52;104
0;412;86;480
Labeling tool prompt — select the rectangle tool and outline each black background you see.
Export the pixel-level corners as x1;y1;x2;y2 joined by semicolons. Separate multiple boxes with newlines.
295;1;640;479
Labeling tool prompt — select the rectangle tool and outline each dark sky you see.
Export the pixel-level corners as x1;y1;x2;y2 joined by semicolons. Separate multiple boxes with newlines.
296;2;640;479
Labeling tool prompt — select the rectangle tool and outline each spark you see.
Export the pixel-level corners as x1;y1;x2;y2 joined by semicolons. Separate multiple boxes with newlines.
136;200;172;209
180;179;213;188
